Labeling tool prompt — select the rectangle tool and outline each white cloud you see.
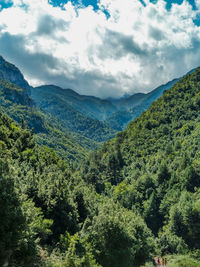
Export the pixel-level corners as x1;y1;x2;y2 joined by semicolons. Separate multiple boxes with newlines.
0;0;200;98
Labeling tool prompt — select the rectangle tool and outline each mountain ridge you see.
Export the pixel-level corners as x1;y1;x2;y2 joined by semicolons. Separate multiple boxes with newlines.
80;67;200;254
0;55;32;94
0;55;200;267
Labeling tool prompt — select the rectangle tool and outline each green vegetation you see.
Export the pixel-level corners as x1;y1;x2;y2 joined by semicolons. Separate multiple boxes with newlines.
79;68;200;263
0;55;31;93
0;78;101;162
31;85;117;142
167;255;200;267
0;109;154;266
105;78;178;130
32;85;117;121
0;56;116;161
1;56;200;266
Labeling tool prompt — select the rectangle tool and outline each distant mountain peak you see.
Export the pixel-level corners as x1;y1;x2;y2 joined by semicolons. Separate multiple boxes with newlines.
35;84;81;97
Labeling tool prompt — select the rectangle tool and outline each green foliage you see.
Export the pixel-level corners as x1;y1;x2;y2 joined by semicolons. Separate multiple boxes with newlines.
1;59;200;266
0;175;25;266
31;85;117;142
105;79;178;131
0;77;94;162
85;201;154;267
21;198;53;245
81;67;200;259
167;191;200;248
63;233;101;267
0;108;102;266
157;229;188;255
167;255;200;267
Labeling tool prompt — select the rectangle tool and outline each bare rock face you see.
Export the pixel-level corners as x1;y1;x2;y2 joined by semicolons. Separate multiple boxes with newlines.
0;56;34;106
5;84;32;106
0;56;32;95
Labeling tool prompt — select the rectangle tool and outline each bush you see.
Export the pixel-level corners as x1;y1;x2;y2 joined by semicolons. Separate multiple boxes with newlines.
167;255;200;267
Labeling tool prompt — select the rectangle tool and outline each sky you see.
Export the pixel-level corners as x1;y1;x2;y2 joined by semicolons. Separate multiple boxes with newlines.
0;0;200;98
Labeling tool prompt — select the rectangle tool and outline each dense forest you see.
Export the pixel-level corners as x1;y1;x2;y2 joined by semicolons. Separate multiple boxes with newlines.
0;77;98;162
1;60;200;266
31;85;117;143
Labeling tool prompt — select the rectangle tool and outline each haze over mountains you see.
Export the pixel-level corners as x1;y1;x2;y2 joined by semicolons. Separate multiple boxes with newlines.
31;77;179;132
0;55;189;159
1;54;200;267
2;0;200;265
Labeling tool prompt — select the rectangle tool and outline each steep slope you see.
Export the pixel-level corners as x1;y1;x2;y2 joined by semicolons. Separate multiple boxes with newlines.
107;93;145;109
31;85;117;121
106;78;179;130
0;107;154;267
81;67;200;256
0;55;182;139
0;55;31;94
31;85;116;142
0;78;32;106
0;56;113;160
0;78;95;162
31;79;180;136
118;93;146;109
1;54;200;266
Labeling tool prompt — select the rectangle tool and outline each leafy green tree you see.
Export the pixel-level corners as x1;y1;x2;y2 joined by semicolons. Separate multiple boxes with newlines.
0;167;25;265
85;201;154;267
62;233;101;267
167;191;200;249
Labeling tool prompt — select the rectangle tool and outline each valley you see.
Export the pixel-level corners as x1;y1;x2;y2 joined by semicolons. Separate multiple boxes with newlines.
0;56;200;267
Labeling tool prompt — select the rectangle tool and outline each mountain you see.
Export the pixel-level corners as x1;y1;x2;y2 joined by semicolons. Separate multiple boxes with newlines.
105;78;179;130
0;105;156;267
31;85;117;142
0;56;118;160
31;85;117;121
0;55;31;94
106;70;197;131
0;76;98;161
0;55;196;161
31;78;180;136
1;54;200;267
117;92;146;109
0;78;32;106
80;67;200;264
0;55;185;143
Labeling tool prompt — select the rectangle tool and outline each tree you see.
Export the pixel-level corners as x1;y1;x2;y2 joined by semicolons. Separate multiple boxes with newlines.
85;201;154;267
0;173;25;265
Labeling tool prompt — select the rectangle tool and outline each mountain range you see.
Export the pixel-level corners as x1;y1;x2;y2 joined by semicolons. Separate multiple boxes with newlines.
0;55;190;161
1;54;200;267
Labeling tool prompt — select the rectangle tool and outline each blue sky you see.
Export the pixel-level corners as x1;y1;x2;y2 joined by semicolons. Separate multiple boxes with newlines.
0;0;200;98
0;0;198;11
49;0;99;10
0;0;100;9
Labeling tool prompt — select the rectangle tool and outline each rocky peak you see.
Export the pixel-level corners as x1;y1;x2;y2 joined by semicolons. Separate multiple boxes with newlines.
0;55;32;95
0;78;33;107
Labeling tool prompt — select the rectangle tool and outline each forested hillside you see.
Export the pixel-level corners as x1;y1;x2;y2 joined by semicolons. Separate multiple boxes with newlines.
105;78;179;130
31;85;117;142
0;108;154;267
31;79;179;133
0;78;97;162
0;55;181;150
1;62;200;267
79;68;200;266
0;55;31;94
32;85;117;121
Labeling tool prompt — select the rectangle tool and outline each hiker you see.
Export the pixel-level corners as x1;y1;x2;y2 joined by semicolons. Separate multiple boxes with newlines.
157;257;160;265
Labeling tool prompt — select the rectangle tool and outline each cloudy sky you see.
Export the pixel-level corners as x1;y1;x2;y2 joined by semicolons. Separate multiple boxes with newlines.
0;0;200;98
